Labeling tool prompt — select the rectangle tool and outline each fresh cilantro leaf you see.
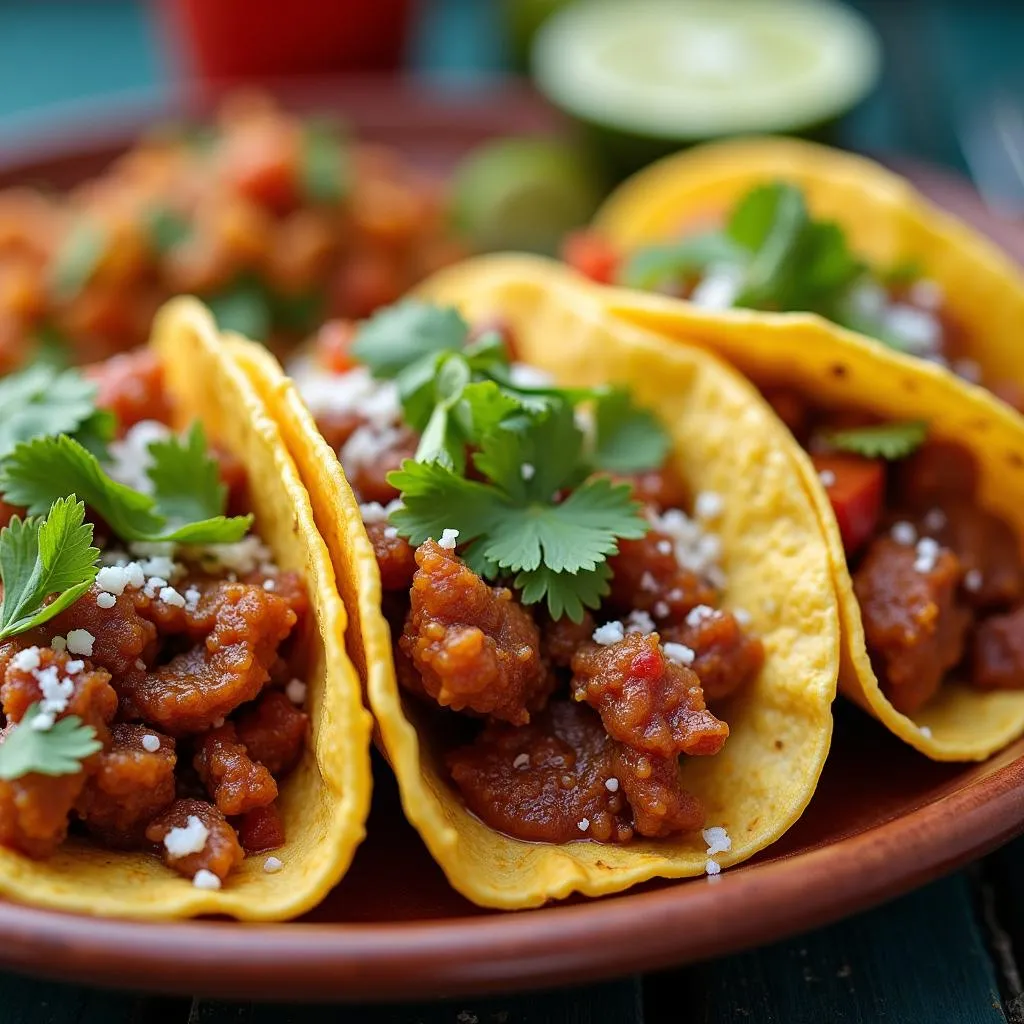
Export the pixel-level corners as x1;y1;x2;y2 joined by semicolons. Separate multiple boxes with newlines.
270;288;324;334
825;421;928;460
730;183;808;306
592;389;670;473
0;364;102;461
71;408;117;463
515;562;613;624
49;220;108;301
0;435;251;544
453;380;523;439
144;205;192;254
31;324;72;369
618;234;746;291
0;496;98;640
879;258;924;288
352;301;468;378
148;421;227;525
0;704;102;780
300;119;349;205
207;275;272;342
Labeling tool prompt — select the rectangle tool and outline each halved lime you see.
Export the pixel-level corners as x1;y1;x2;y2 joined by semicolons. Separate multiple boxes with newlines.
532;0;881;141
451;137;604;254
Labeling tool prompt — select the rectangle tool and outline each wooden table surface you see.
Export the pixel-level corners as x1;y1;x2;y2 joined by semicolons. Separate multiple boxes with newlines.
1;1;1023;1021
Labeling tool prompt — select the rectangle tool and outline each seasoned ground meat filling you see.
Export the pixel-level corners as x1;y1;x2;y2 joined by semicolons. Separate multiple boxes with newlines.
235;690;308;777
366;521;417;591
570;634;729;759
974;609;1024;691
399;540;554;725
146;798;244;882
194;722;278;816
611;744;705;839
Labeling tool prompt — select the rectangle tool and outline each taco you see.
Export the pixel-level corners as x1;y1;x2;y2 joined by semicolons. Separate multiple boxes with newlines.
576;250;1024;762
0;296;371;919
232;259;839;908
567;136;1024;409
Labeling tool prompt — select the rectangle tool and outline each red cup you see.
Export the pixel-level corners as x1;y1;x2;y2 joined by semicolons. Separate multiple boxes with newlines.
162;0;412;81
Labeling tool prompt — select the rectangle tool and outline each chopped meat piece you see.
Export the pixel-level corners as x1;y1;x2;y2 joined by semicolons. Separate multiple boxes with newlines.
973;608;1024;690
541;613;595;669
399;540;553;724
316;409;362;452
661;610;764;703
0;647;117;858
84;348;172;431
897;441;979;510
854;536;970;714
611;744;704;838
76;724;177;847
121;582;298;734
347;428;417;505
366;520;417;591
570;633;729;759
235;690;308;776
194;722;278;816
145;798;244;882
237;801;286;853
447;701;633;844
607;529;717;626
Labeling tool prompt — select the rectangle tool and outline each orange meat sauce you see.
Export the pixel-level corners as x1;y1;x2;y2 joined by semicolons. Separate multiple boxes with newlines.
290;306;764;847
0;350;311;887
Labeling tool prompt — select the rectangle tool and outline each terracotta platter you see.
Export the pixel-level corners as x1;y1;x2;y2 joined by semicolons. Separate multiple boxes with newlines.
1;77;1023;1001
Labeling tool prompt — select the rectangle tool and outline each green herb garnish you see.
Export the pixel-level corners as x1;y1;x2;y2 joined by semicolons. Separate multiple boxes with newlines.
300;118;349;205
0;496;98;640
206;275;273;343
0;704;102;780
49;220;109;302
144;205;192;254
353;301;667;621
825;421;928;460
0;434;251;545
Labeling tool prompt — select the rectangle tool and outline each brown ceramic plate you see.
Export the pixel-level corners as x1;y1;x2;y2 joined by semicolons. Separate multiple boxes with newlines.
1;77;1024;1002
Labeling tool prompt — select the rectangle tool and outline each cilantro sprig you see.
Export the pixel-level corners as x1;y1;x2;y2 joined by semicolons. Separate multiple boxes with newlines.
353;301;668;621
0;703;102;780
0;496;99;640
0;432;251;545
824;421;928;460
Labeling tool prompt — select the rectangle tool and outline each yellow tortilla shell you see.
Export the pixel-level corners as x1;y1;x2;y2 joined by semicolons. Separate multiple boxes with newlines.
239;257;839;908
584;253;1024;761
594;136;1024;390
0;297;373;919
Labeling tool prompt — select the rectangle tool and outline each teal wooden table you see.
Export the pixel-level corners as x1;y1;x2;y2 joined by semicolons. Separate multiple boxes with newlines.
0;1;1023;1021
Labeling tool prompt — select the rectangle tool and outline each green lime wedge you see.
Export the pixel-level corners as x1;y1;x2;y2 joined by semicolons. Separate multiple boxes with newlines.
451;137;604;254
532;0;881;142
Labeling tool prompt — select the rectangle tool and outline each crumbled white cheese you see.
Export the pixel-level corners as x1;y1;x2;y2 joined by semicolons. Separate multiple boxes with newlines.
513;753;530;769
890;521;917;546
520;463;536;481
262;579;276;592
605;777;620;793
64;660;84;675
703;826;732;857
818;469;836;488
107;420;171;493
163;815;210;858
141;734;161;753
686;604;717;628
648;508;724;587
508;363;554;389
883;304;942;356
733;608;752;627
192;869;221;891
383;526;398;540
285;679;307;705
96;562;146;595
592;621;625;645
694;491;724;520
652;601;671;620
30;712;56;732
664;642;696;666
96;592;117;610
184;587;201;613
624;609;656;635
263;857;284;874
908;278;944;311
577;818;590;833
50;636;67;653
690;266;743;310
656;540;673;556
191;536;275;576
953;358;983;384
143;576;169;599
640;571;658;593
923;508;947;533
11;647;40;672
438;529;460;550
359;498;404;524
340;424;404;475
65;630;94;657
919;726;933;739
913;537;940;574
135;659;146;671
159;586;186;609
705;859;722;877
964;569;983;593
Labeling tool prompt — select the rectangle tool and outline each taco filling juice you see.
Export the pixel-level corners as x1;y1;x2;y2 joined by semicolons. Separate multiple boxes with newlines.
766;389;1024;716
566;181;1024;409
290;302;763;848
0;347;311;887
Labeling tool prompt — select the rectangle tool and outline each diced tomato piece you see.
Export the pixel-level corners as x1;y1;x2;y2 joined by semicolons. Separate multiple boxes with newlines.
85;348;171;431
225;129;299;214
812;453;885;555
236;802;285;853
315;319;359;373
562;230;621;285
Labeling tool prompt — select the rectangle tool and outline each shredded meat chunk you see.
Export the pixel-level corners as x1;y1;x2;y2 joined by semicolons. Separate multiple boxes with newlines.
973;608;1024;690
570;633;729;759
447;701;633;844
661;609;764;703
366;520;417;591
237;802;286;853
607;529;717;626
76;724;176;847
121;581;298;734
145;798;244;881
541;613;595;669
235;690;308;776
611;744;705;839
399;540;553;724
0;647;118;857
854;536;970;714
194;722;278;816
347;428;417;505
